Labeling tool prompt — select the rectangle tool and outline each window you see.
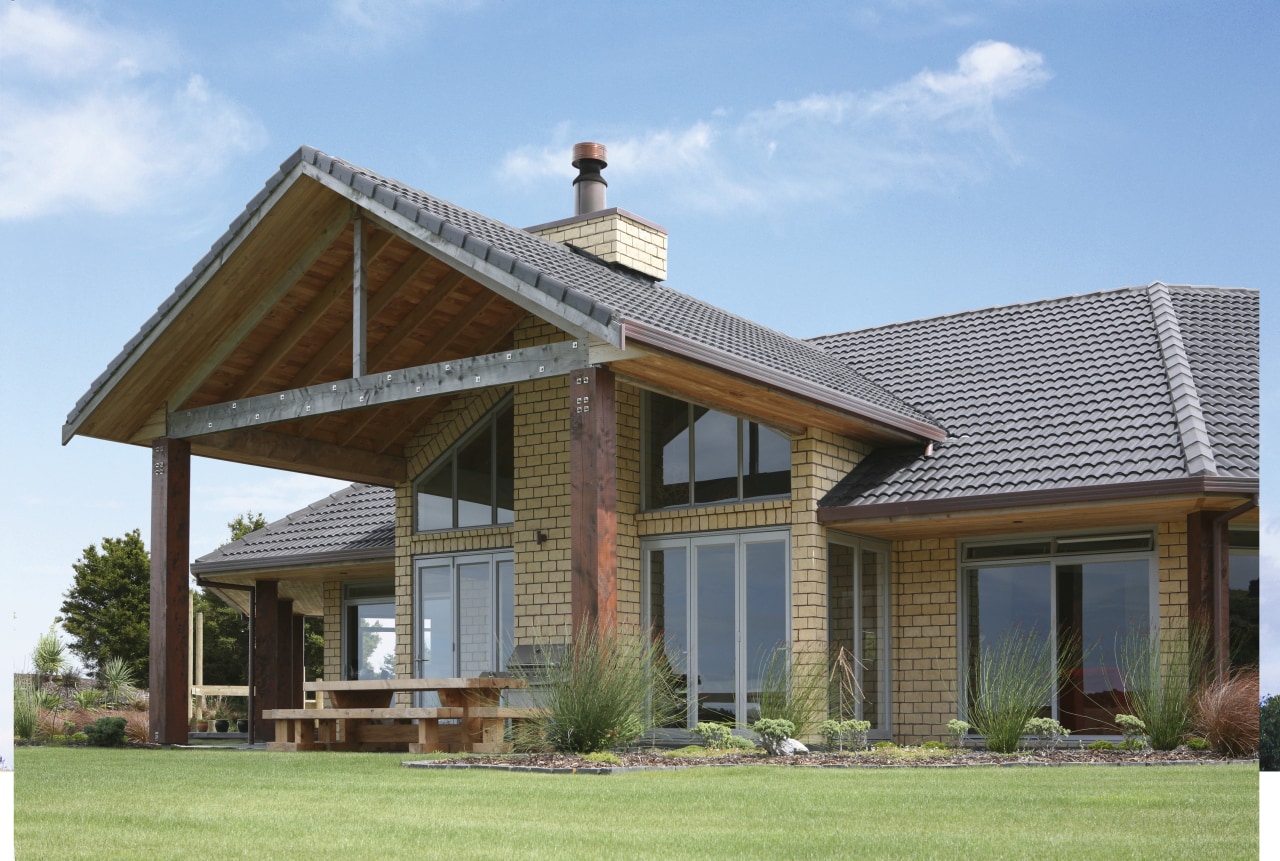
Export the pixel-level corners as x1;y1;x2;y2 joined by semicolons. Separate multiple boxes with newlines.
960;532;1156;734
643;529;790;726
343;581;396;681
828;535;890;735
643;392;790;510
414;551;514;685
414;399;514;532
1229;529;1259;668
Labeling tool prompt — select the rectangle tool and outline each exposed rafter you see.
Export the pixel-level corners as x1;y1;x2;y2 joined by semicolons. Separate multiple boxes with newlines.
169;340;585;438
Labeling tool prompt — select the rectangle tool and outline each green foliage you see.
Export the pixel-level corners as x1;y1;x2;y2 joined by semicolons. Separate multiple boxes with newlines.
14;680;39;740
519;623;682;754
33;688;63;711
965;628;1066;754
72;688;103;710
818;718;870;751
1118;738;1146;751
1115;623;1210;750
33;625;69;685
84;717;127;747
752;718;796;755
304;617;324;682
947;719;971;748
1087;740;1117;751
61;530;150;681
1022;717;1070;751
97;656;139;707
723;735;756;751
1261;694;1280;771
193;589;249;685
1114;713;1146;745
873;740;897;750
1186;737;1211;751
692;722;734;749
921;741;948;750
756;642;831;738
581;751;621;765
227;511;267;542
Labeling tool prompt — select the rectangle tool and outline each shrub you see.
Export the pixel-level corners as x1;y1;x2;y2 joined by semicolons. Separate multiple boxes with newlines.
72;688;104;711
1115;623;1209;750
1262;694;1280;771
33;687;63;711
1022;717;1070;751
1186;737;1211;751
752;718;796;756
98;656;138;707
14;680;39;740
33;626;69;687
121;710;151;744
723;735;756;751
921;741;948;750
693;722;734;749
818;718;870;752
1114;713;1147;748
946;719;970;748
1194;669;1259;757
582;751;621;765
519;623;682;754
873;740;897;750
85;716;127;747
1087;740;1116;751
965;628;1066;754
757;642;831;739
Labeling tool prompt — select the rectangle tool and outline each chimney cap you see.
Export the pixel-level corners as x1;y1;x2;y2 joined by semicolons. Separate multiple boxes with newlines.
572;142;608;167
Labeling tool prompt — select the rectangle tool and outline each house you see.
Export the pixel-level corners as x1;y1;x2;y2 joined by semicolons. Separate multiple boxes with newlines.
64;144;1259;744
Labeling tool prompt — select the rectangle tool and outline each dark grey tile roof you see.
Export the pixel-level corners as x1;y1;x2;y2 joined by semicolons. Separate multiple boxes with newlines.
191;483;394;574
811;285;1259;509
65;146;937;440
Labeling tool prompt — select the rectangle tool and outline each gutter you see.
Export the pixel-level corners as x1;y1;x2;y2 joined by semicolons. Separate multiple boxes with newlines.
620;319;946;443
191;545;394;576
818;475;1260;523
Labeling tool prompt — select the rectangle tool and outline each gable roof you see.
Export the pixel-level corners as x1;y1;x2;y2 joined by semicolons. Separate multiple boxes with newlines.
64;146;942;453
811;284;1259;514
191;483;394;575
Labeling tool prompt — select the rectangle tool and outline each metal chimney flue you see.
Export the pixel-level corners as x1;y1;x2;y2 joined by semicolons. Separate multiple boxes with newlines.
572;142;608;215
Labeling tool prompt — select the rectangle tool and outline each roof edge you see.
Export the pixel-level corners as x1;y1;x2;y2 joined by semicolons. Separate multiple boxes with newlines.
621;319;946;442
1147;283;1218;476
817;475;1259;523
191;545;394;576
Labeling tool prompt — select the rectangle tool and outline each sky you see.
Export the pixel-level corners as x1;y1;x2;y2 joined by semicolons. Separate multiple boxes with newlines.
0;0;1275;704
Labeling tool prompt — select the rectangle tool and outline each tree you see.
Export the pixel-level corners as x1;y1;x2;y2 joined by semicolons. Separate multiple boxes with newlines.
227;511;267;542
1261;694;1280;772
61;530;150;682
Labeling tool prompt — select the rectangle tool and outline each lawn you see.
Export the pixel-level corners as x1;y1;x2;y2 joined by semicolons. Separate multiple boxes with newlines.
15;747;1257;860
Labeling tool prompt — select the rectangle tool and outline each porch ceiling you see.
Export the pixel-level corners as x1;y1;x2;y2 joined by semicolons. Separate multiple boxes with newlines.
73;178;529;484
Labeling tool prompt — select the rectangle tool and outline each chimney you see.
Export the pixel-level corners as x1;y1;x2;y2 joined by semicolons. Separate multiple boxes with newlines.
528;142;668;282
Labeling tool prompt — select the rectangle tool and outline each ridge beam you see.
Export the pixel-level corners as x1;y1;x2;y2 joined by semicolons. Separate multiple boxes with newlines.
168;340;585;438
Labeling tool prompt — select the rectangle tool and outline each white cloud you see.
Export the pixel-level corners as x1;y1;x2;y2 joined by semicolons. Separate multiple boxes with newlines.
501;40;1049;212
306;0;481;53
0;3;264;220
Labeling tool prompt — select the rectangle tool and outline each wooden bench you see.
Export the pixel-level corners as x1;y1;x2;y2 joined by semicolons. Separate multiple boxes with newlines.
262;705;543;753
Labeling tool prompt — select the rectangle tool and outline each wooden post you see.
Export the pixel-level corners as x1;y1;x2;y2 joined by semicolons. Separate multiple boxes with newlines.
291;615;307;708
253;580;280;741
569;366;618;635
275;599;297;710
352;216;366;377
195;610;205;719
149;438;191;745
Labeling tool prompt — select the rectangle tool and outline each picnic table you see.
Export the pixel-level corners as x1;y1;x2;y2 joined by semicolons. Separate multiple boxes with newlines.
264;677;531;753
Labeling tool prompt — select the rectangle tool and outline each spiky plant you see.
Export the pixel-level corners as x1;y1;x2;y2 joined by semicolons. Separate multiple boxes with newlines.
964;628;1064;754
1116;622;1211;750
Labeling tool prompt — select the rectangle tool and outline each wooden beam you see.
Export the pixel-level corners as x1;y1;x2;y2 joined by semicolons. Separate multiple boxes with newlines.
170;340;584;438
353;217;367;377
169;204;353;410
570;366;618;633
193;427;403;485
292;249;432;387
149;438;191;745
232;231;394;398
253;580;279;741
365;269;469;370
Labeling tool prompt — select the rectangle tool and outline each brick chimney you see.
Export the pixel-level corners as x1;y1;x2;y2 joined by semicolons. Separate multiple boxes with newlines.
527;142;668;282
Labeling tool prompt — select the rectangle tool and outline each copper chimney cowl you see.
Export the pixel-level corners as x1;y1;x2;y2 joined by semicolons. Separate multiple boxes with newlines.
572;142;608;215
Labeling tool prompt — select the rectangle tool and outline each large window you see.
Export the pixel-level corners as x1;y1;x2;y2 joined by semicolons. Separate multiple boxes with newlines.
828;535;890;735
343;581;396;681
414;551;514;684
414;399;514;532
643;529;790;726
961;532;1156;734
643;392;790;510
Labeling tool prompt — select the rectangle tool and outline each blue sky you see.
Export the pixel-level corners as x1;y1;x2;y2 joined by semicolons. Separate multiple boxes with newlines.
1;0;1274;697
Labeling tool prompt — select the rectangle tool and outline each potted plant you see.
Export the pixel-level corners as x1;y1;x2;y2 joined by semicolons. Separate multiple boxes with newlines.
212;703;230;734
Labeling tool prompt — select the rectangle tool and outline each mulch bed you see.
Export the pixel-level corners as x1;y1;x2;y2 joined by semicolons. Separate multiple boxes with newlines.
405;747;1256;774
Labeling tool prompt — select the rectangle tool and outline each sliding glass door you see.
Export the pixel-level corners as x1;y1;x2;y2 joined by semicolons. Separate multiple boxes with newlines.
643;529;790;727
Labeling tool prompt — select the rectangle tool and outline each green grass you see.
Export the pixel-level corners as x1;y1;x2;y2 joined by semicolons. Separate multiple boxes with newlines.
16;747;1258;860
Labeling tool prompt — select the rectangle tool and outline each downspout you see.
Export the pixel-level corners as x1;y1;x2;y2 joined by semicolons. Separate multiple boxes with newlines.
195;577;256;746
1211;495;1258;678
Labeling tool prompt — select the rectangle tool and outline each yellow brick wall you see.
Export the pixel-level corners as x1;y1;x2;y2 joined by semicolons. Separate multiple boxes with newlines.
616;381;642;627
322;580;342;682
790;429;869;645
891;537;959;744
1157;519;1189;629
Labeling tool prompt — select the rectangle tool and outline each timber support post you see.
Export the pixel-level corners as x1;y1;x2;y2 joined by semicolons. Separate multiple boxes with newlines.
253;580;280;741
149;438;191;745
569;366;618;636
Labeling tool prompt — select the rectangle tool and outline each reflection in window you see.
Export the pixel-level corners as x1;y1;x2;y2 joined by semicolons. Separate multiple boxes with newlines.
644;392;790;510
828;537;890;733
414;400;515;532
1229;530;1259;668
343;582;396;681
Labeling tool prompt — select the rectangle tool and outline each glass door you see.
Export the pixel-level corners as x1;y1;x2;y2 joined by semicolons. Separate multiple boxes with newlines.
827;535;891;733
343;582;396;681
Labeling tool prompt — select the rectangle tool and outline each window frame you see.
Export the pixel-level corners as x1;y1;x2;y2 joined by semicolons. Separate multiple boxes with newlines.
827;532;893;738
640;391;791;511
412;396;514;533
411;550;515;686
341;580;397;681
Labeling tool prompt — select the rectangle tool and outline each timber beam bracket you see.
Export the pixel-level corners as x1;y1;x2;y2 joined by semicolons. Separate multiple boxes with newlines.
168;340;585;437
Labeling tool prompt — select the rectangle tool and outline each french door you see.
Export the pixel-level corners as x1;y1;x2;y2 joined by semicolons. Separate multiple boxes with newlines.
414;551;514;683
643;529;790;727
